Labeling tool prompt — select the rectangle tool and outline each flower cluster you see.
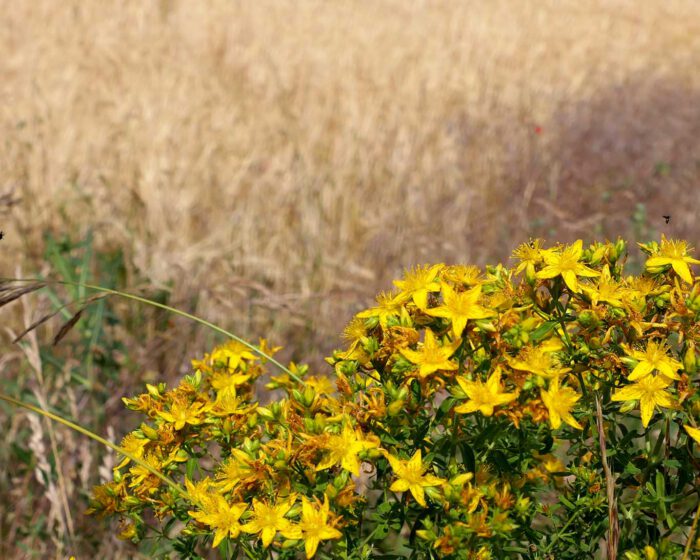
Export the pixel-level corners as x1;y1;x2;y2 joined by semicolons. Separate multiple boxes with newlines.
90;236;700;559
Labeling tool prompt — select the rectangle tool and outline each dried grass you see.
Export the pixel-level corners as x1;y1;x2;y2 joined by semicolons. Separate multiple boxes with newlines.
0;1;699;556
1;0;698;363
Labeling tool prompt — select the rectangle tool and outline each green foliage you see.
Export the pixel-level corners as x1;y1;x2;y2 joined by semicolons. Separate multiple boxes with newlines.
82;237;700;559
6;236;700;559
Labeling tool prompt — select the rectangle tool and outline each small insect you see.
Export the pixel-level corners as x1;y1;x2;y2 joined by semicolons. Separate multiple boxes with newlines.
663;215;670;224
0;231;4;240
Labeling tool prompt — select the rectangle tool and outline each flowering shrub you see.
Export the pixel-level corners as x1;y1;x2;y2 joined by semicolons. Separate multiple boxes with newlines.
88;237;700;559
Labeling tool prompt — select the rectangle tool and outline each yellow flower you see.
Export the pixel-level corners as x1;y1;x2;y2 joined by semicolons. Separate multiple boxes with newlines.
400;330;461;378
242;496;296;548
157;398;210;430
211;391;257;417
356;290;409;328
188;494;247;548
441;264;483;286
316;423;379;476
508;346;571;380
128;454;163;491
115;432;149;469
304;376;336;396
684;424;700;444
208;340;257;371
385;449;445;507
611;375;675;427
185;477;215;508
512;239;546;282
210;370;252;396
393;264;443;310
425;282;495;338
536;453;567;475
338;317;369;361
283;496;342;559
582;265;623;307
454;368;518;416
540;378;582;430
215;449;254;493
535;240;599;292
86;481;125;517
645;235;700;284
623;340;682;381
118;521;138;541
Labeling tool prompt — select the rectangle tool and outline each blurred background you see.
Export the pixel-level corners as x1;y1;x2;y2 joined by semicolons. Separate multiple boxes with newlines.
0;0;698;557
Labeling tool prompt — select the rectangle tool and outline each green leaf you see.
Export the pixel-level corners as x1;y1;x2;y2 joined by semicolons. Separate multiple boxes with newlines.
377;501;392;515
559;496;576;509
530;320;557;342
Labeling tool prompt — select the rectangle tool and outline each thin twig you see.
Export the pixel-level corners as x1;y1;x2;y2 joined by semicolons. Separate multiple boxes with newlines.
596;395;619;560
682;499;700;560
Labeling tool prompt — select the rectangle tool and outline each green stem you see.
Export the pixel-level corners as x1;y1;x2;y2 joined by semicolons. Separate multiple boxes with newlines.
544;507;583;553
682;499;700;560
2;277;303;384
0;391;191;501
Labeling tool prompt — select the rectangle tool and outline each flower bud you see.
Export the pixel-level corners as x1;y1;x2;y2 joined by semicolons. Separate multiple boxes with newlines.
415;528;436;541
257;407;275;421
222;418;233;435
140;423;159;440
684;343;697;374
589;245;606;266
303;386;317;407
387;400;406;416
618;400;637;414
474;320;497;333
515;496;531;515
614;238;626;260
424;486;444;504
578;310;600;329
282;539;300;549
124;496;142;508
525;263;537;285
620;357;639;370
146;384;161;398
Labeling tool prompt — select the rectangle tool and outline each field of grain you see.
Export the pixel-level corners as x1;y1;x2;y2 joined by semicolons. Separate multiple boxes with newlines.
1;0;699;557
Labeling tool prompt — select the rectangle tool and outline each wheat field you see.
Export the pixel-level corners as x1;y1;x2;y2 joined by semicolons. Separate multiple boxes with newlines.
1;0;699;557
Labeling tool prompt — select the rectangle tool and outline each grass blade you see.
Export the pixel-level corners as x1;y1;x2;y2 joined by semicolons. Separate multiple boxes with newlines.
52;308;85;346
0;391;190;500
13;294;106;344
0;277;303;383
0;282;47;308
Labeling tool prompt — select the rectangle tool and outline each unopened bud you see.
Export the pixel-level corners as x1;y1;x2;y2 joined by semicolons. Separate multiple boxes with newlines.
146;384;161;398
424;486;444;503
141;424;159;440
618;400;637;414
387;400;406;416
684;343;697;374
474;320;496;333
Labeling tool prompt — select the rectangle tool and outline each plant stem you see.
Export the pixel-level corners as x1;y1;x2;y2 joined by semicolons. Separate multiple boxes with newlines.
682;499;700;560
0;391;191;500
3;277;303;384
596;395;619;560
